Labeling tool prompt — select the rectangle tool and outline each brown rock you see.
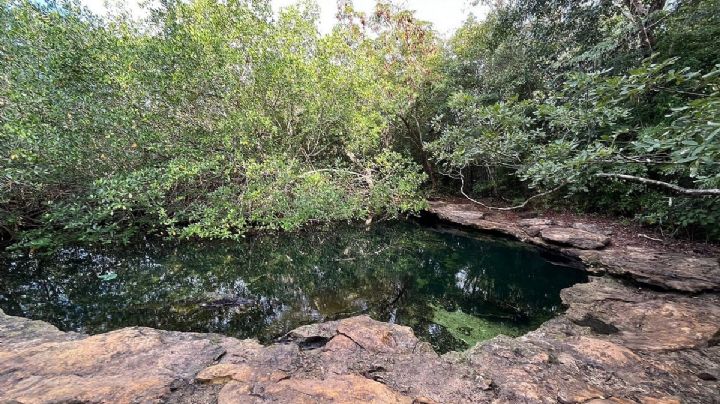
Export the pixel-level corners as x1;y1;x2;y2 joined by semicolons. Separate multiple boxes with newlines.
335;315;418;354
524;225;546;237
216;373;414;403
579;247;720;292
325;334;361;352
564;336;642;366
428;202;526;238
288;320;339;341
572;222;613;236
267;375;413;403
562;277;720;351
0;318;228;403
426;202;485;226
556;385;605;403
539;227;611;250
518;218;555;227
196;363;256;384
413;396;440;404
639;397;682;404
217;381;253;404
428;201;719;292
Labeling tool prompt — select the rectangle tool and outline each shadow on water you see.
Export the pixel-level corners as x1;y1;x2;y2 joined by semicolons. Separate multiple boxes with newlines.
0;221;587;353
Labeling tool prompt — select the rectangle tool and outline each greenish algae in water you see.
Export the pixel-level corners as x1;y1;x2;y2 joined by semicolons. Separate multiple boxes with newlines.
431;304;525;348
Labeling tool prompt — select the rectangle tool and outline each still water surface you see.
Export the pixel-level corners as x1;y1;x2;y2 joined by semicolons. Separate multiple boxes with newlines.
0;222;587;353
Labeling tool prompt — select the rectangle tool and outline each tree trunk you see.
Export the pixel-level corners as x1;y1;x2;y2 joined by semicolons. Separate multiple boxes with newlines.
623;0;666;55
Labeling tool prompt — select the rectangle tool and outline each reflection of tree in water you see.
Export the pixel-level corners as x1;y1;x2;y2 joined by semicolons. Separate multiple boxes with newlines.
0;222;586;352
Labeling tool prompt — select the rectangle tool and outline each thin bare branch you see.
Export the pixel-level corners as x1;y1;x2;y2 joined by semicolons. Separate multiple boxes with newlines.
459;169;566;211
596;173;720;196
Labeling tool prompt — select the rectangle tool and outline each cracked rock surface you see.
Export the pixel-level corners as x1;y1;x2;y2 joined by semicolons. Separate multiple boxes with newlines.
428;201;720;293
1;201;718;403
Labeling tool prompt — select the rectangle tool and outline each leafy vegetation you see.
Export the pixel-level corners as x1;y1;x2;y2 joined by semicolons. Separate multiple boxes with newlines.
0;0;429;249
429;0;720;240
1;0;719;249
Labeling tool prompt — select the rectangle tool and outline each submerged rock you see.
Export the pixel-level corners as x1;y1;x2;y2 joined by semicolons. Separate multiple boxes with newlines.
199;297;256;309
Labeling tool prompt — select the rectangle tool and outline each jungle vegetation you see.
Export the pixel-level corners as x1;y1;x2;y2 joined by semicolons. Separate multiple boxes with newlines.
1;0;719;250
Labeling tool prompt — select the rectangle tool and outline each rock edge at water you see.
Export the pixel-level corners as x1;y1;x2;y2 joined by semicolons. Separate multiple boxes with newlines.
0;202;718;403
428;201;720;293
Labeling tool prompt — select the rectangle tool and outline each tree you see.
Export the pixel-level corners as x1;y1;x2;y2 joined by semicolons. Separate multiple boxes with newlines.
430;0;720;239
0;0;428;250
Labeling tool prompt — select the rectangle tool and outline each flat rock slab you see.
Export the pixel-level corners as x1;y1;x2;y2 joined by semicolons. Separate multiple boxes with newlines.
577;248;720;293
562;277;720;351
539;227;611;249
217;374;413;404
518;218;556;227
427;204;486;226
0;318;229;403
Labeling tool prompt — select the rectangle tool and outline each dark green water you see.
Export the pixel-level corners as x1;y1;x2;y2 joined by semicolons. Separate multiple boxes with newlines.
0;221;587;353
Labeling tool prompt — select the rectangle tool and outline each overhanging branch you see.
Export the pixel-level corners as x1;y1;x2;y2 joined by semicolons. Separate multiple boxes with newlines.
596;173;720;196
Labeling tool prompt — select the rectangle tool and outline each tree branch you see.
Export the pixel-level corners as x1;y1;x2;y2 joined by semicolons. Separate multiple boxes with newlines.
459;169;566;211
596;173;720;196
300;168;363;177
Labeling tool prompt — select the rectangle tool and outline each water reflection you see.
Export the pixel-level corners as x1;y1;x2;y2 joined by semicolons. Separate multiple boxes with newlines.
0;221;587;353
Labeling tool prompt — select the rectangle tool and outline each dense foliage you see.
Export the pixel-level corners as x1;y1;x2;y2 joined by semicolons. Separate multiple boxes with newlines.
1;0;430;249
1;0;719;249
429;0;720;240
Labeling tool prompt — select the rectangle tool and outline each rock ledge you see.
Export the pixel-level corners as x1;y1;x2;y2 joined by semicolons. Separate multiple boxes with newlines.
0;202;718;403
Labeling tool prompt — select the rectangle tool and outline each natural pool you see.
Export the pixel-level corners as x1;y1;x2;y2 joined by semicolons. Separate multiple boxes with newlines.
0;221;587;353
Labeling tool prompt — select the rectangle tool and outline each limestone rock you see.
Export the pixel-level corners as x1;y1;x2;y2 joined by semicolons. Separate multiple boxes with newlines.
562;277;720;351
518;218;555;227
539;227;611;249
578;247;720;292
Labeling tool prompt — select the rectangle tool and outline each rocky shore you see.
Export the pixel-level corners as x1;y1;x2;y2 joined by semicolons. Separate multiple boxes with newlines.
1;201;718;403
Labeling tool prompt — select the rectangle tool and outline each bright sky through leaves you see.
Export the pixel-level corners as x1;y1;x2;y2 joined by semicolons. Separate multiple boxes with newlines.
80;0;489;35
